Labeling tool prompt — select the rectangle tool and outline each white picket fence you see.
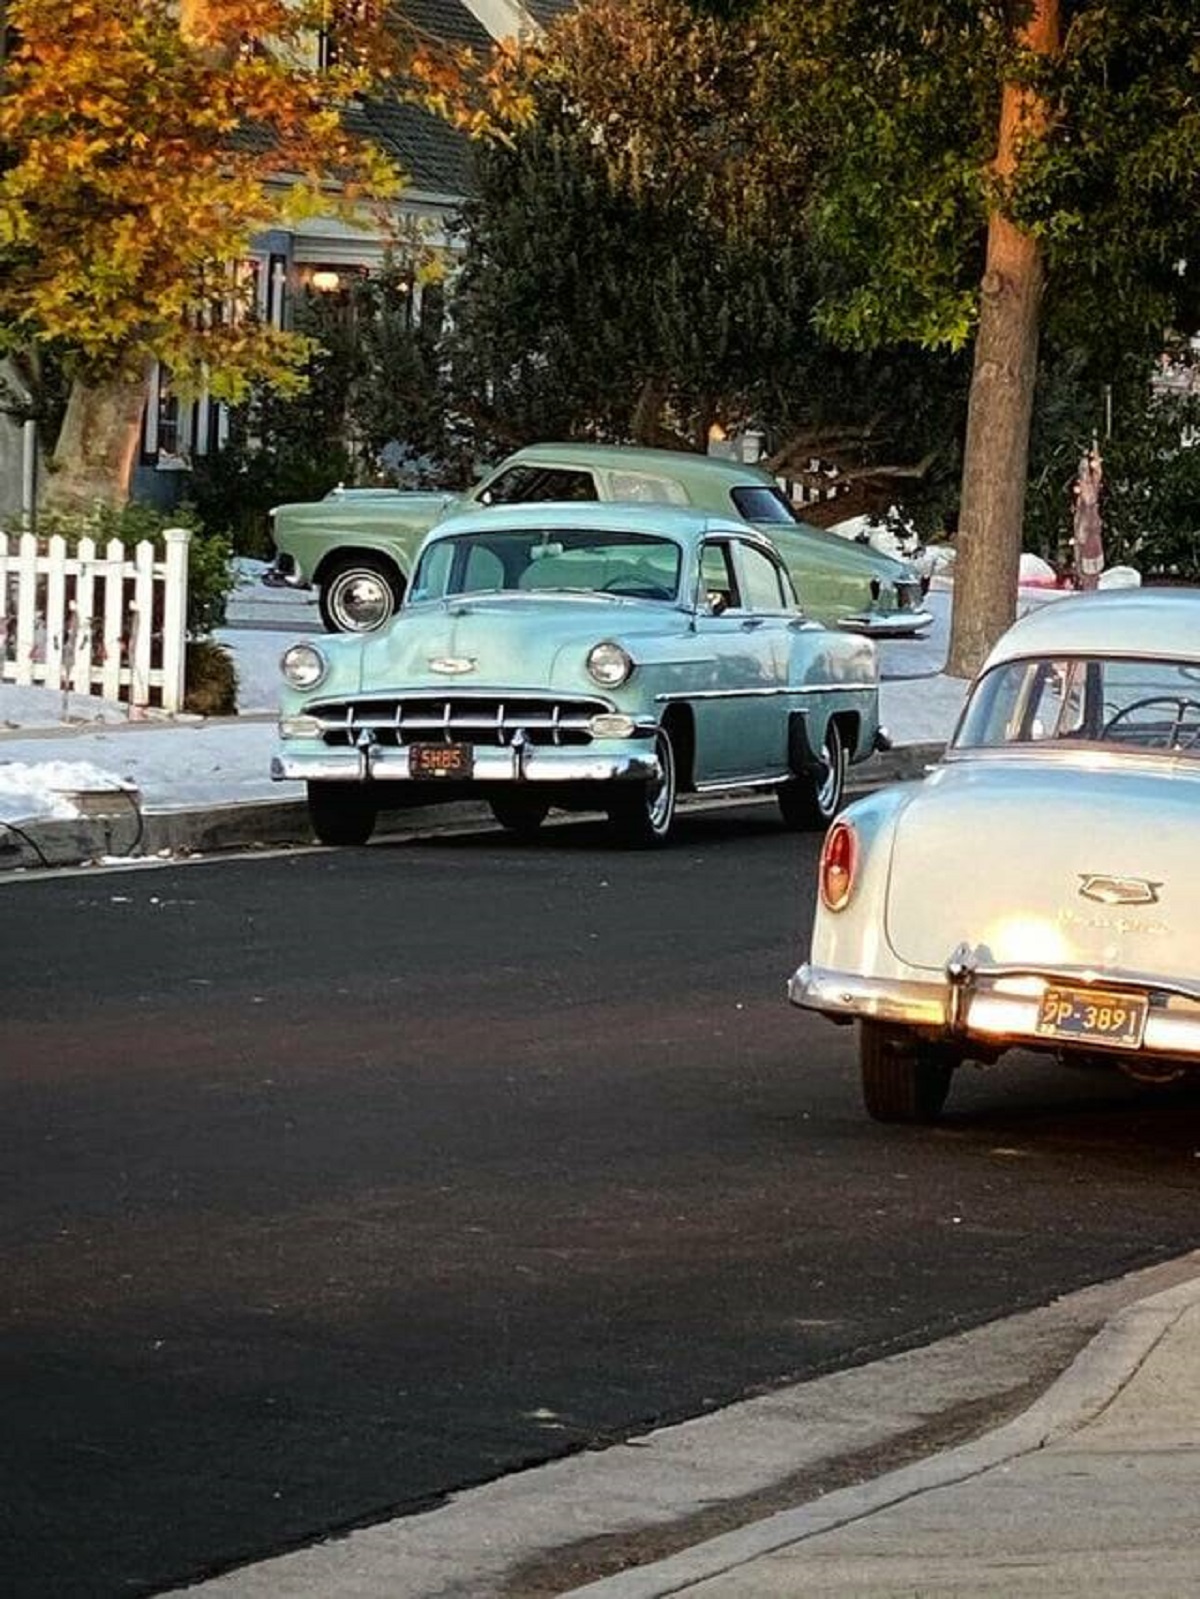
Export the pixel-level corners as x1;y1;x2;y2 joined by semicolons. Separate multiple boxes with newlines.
0;527;190;713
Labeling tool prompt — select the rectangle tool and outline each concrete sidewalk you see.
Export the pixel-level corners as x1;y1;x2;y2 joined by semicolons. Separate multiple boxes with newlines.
567;1273;1200;1599
169;1259;1200;1599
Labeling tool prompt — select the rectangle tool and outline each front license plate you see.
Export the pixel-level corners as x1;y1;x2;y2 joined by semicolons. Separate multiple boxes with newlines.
408;742;473;779
1035;985;1148;1049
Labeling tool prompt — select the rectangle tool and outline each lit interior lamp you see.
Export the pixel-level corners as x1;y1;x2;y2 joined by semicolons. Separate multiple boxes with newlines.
310;269;341;293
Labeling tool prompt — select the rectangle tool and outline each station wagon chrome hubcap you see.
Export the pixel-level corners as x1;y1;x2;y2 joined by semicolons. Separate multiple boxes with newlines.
330;570;393;631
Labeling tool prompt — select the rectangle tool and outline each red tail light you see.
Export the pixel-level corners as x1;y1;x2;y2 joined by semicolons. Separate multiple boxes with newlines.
819;820;857;911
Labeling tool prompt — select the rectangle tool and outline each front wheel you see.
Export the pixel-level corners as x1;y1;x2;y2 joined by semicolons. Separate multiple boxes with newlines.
490;792;550;840
859;1020;958;1123
307;781;378;847
605;727;677;848
778;719;846;831
318;555;404;633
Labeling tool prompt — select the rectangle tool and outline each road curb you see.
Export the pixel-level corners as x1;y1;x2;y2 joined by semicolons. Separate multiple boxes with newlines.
562;1271;1200;1598
0;742;947;872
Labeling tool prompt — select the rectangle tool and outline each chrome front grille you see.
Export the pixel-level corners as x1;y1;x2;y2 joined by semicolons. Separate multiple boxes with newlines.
896;578;923;611
310;694;610;749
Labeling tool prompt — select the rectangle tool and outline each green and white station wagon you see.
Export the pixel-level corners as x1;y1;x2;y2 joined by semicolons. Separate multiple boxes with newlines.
266;442;931;640
272;502;884;848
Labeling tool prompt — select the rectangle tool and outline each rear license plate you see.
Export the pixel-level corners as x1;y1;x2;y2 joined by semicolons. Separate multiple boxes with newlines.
1035;985;1148;1049
408;742;473;779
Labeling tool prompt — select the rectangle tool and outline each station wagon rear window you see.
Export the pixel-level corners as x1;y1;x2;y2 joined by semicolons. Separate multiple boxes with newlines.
729;485;798;525
955;656;1200;756
411;528;683;602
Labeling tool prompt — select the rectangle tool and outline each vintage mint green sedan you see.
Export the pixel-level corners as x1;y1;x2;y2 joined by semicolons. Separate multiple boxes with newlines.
790;588;1200;1124
266;442;931;639
272;502;883;848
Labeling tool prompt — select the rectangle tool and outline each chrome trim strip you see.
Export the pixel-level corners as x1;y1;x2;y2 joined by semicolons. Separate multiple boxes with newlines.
655;683;872;704
693;773;786;793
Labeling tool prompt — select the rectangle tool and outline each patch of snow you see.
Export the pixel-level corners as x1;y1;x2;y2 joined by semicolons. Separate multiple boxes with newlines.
0;682;131;730
0;759;136;822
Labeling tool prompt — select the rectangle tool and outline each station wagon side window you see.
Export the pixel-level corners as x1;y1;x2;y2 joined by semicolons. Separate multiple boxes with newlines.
478;465;598;505
604;470;690;505
735;540;793;612
699;541;740;614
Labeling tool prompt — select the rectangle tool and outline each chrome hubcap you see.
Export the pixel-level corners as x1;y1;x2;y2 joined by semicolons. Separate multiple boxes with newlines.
647;733;676;832
815;735;841;813
331;571;392;631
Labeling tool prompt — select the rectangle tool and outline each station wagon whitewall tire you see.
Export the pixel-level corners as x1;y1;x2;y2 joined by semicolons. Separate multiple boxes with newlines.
859;1020;958;1124
307;780;379;847
606;727;677;848
778;719;847;830
319;554;404;633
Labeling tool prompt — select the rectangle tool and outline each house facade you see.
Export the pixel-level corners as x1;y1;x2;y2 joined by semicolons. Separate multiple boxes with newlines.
132;0;573;506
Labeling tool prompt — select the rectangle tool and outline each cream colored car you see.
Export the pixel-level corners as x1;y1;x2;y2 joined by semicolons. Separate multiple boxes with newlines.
790;588;1200;1122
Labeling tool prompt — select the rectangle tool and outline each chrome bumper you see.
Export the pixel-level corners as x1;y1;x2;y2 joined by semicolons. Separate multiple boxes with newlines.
789;960;1200;1059
835;609;933;638
271;743;661;785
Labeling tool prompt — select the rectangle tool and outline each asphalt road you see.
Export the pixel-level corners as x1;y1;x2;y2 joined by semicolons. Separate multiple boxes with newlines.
5;806;1200;1598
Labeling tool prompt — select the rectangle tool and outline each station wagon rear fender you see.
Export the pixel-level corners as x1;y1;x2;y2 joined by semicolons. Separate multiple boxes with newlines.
788;705;861;773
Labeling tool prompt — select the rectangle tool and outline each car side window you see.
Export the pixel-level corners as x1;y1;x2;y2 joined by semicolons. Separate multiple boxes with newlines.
478;465;599;505
605;471;689;505
699;542;739;614
736;541;790;611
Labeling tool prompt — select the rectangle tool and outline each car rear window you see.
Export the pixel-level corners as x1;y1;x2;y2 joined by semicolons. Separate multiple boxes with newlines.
955;655;1200;756
729;485;798;525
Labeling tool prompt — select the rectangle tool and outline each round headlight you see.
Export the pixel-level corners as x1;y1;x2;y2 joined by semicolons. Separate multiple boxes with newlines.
281;642;328;690
586;641;633;687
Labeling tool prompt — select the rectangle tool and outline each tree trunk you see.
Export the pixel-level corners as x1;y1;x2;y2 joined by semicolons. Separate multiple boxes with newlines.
946;0;1059;680
44;375;147;514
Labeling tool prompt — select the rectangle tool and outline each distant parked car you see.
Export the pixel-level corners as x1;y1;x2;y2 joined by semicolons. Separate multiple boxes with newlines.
272;502;883;848
789;587;1200;1123
266;443;930;639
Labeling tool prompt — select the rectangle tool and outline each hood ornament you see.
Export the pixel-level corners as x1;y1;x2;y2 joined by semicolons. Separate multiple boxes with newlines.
1078;874;1162;907
428;656;476;676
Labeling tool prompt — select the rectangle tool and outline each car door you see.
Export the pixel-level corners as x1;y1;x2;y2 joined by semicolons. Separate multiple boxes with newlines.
689;537;791;782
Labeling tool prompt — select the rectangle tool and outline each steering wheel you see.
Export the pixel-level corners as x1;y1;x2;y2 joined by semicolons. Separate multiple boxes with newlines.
1101;694;1200;750
600;577;673;600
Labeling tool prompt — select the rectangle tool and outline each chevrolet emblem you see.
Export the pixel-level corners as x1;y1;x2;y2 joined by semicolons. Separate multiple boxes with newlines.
1078;875;1162;907
428;656;476;675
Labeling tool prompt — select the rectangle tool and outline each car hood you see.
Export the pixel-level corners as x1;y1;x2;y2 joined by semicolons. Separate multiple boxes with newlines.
359;595;677;692
884;754;1200;979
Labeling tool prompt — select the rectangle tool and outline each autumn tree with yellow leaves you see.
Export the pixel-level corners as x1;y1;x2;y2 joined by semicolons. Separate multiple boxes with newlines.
0;0;408;508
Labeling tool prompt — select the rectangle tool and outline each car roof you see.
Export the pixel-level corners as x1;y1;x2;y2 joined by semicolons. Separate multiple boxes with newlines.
498;441;778;488
983;587;1200;670
425;501;753;543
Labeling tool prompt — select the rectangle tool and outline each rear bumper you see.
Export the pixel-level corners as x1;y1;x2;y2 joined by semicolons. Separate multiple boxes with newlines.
834;608;933;638
271;742;661;786
789;959;1200;1060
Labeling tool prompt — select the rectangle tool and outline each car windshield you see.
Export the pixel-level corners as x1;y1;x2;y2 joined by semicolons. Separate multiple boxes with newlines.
955;655;1200;757
409;528;683;603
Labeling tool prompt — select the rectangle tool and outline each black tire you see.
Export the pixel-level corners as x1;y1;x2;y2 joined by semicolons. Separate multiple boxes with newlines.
489;792;550;840
605;727;677;848
307;781;378;846
778;718;846;831
859;1020;958;1123
318;554;404;633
